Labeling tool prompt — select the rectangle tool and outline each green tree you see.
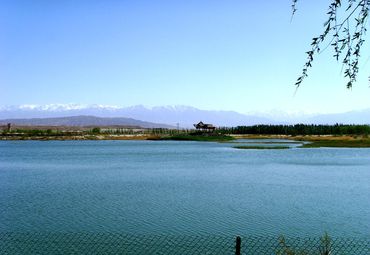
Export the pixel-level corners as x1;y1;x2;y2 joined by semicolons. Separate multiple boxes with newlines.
91;127;101;134
292;0;369;88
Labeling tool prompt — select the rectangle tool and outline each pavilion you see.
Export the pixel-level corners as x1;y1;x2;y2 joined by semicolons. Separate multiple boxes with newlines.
193;121;216;132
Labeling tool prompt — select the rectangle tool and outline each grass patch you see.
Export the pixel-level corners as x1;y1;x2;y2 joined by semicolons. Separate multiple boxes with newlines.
233;145;290;150
232;134;370;148
155;134;235;142
301;139;370;148
230;141;302;144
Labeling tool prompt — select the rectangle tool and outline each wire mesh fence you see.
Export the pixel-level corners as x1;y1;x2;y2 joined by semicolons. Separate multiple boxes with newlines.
241;235;370;255
0;232;369;255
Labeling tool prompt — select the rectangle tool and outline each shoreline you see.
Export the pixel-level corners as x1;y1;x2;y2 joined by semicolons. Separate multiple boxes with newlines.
0;134;155;141
2;134;370;148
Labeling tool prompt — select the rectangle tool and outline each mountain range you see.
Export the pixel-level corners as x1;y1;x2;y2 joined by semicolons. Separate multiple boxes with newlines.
0;115;173;129
0;104;369;128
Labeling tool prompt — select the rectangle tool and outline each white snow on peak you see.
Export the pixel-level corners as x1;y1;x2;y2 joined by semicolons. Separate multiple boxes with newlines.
6;103;123;111
20;104;89;111
2;104;209;113
151;105;198;112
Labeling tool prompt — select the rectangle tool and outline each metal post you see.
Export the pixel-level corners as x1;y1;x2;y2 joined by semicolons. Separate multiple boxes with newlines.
235;236;241;255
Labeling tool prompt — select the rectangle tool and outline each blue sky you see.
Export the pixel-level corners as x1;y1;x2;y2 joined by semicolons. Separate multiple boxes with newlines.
1;1;370;114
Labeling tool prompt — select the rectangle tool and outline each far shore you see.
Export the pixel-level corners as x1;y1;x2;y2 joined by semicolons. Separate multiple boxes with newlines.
0;134;153;141
2;133;370;148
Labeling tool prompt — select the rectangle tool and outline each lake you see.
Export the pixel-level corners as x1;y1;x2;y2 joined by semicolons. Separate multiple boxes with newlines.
1;140;369;239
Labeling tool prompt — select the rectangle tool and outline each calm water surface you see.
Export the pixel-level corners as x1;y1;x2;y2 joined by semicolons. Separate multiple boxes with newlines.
1;140;369;237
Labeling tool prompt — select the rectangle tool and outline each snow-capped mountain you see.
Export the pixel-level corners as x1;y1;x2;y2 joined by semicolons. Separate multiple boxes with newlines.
0;104;274;128
1;104;369;127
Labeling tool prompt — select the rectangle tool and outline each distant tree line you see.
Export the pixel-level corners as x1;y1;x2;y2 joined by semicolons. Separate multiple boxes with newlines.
102;128;186;135
3;124;370;137
1;127;192;136
2;129;80;136
218;124;370;136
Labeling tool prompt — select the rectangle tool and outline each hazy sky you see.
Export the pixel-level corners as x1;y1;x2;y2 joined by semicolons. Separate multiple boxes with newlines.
1;1;370;114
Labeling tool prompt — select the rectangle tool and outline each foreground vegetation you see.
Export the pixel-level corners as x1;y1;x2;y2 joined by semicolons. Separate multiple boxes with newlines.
276;233;333;255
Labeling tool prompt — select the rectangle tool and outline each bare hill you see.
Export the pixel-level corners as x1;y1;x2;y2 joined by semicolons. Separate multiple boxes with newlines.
0;115;174;129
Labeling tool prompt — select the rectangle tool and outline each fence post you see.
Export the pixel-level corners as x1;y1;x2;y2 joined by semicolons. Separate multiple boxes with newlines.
235;236;241;255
